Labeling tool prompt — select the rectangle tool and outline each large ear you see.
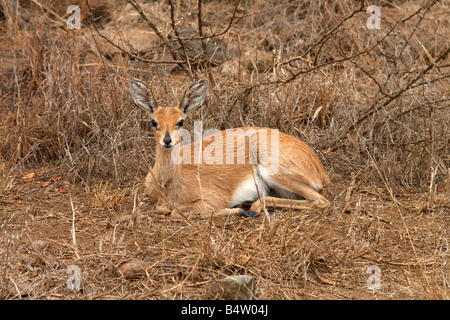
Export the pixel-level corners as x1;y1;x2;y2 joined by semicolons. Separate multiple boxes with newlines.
178;80;208;115
129;78;158;114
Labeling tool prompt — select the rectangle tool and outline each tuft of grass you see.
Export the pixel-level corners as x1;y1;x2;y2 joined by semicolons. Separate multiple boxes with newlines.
86;182;127;210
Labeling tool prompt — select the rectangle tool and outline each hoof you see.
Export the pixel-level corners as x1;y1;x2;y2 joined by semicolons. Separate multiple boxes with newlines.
239;209;260;218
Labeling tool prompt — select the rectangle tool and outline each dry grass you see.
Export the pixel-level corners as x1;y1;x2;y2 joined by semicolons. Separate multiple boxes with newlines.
87;182;128;210
0;0;449;300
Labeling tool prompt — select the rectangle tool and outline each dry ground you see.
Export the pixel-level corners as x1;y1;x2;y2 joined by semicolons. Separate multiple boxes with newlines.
0;0;449;300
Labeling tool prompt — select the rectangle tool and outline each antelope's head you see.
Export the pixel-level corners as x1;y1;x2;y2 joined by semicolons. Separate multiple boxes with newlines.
129;78;208;150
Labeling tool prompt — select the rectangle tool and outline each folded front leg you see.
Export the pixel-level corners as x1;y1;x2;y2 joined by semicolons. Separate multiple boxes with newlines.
170;202;256;219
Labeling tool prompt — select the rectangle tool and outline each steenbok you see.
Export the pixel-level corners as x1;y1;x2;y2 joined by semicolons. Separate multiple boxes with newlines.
130;78;330;218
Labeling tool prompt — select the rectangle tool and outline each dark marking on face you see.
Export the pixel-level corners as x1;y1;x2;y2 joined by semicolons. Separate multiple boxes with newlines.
163;126;172;147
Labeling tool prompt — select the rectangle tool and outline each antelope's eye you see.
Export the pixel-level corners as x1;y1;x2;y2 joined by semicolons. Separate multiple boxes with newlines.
151;119;158;128
176;119;184;127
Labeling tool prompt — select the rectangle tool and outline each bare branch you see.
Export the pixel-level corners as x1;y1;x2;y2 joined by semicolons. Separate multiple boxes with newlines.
197;0;215;86
168;0;194;78
88;19;185;65
126;0;187;69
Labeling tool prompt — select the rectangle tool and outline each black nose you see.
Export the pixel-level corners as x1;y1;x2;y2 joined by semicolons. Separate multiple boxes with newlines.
164;130;172;146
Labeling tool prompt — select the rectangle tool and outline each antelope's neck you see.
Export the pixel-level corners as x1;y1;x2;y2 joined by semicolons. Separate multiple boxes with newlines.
153;145;180;185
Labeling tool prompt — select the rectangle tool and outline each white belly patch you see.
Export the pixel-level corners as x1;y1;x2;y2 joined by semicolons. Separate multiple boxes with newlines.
230;173;268;207
230;166;304;206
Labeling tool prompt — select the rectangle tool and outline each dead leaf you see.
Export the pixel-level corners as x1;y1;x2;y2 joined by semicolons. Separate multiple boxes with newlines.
21;172;36;180
237;254;251;265
395;192;409;198
321;278;338;286
32;240;48;251
41;181;50;188
59;185;69;194
50;176;61;182
115;258;152;278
